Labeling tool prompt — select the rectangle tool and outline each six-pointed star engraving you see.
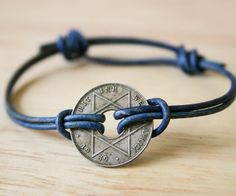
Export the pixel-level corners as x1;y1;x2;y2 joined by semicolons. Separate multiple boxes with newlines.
92;92;129;114
90;90;146;158
91;123;148;157
71;83;153;167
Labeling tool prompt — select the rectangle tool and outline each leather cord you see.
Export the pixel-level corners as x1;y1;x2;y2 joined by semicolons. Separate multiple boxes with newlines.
5;29;236;139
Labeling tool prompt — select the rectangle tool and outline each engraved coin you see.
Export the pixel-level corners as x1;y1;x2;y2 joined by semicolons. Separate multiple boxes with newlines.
70;83;153;167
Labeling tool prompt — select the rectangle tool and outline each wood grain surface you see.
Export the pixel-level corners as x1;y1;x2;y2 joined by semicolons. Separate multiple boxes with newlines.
0;0;236;195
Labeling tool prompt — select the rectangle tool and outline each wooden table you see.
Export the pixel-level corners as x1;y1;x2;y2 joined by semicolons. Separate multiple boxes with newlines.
1;0;236;195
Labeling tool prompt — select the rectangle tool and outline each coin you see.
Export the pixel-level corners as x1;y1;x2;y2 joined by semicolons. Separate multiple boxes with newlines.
70;83;153;167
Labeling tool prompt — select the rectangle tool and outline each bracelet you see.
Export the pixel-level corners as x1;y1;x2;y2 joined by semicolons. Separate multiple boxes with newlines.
5;29;236;167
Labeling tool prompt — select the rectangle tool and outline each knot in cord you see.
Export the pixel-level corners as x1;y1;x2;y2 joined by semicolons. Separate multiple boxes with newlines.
56;30;88;60
56;109;105;140
176;46;205;75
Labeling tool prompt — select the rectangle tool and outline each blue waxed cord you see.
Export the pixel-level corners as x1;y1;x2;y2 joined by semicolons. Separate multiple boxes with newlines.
5;29;236;139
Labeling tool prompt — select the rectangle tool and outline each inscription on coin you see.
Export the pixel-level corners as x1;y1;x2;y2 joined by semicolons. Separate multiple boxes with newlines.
70;83;153;167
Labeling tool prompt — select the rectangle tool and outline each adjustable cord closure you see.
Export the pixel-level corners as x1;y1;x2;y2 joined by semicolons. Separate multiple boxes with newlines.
5;29;236;141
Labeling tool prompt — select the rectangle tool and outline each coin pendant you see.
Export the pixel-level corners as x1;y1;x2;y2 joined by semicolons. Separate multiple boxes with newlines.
70;83;153;167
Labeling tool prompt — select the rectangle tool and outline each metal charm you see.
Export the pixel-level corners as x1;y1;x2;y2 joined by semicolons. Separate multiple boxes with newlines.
70;83;153;167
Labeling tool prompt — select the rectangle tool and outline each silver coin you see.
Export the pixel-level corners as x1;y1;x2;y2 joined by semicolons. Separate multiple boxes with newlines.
70;83;153;167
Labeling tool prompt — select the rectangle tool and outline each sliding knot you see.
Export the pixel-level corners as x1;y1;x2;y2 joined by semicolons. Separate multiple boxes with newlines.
56;29;88;60
176;46;205;75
